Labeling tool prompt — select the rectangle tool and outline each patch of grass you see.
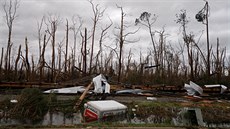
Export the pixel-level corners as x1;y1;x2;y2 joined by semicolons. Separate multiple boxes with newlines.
9;88;48;124
125;101;181;124
137;101;181;108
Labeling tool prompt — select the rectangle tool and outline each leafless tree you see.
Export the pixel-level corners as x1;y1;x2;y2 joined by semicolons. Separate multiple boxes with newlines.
212;38;226;82
81;28;88;75
19;37;30;81
176;10;196;81
95;17;113;73
135;12;159;70
57;40;64;80
24;37;30;81
65;19;69;73
37;16;51;82
125;49;133;78
37;16;45;59
38;33;51;82
103;50;115;75
226;56;230;78
3;0;20;74
177;41;188;78
155;28;169;78
88;0;105;74
115;5;139;82
45;14;61;82
70;15;83;68
31;55;35;81
14;45;21;80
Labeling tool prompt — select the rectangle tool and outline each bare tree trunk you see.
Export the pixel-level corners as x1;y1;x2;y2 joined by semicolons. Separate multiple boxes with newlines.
25;37;31;81
51;30;55;82
70;49;75;77
73;27;77;69
65;19;69;73
89;17;96;74
37;16;44;60
118;6;124;83
213;38;226;83
19;60;25;81
155;29;167;80
126;49;132;79
71;15;82;69
188;46;194;81
31;55;35;81
39;34;47;82
215;38;220;82
8;44;12;72
68;54;71;75
14;45;21;81
194;51;199;79
0;48;4;80
58;42;63;80
82;28;87;75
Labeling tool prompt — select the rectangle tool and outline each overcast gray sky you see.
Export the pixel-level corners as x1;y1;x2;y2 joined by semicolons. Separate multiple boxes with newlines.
0;0;229;62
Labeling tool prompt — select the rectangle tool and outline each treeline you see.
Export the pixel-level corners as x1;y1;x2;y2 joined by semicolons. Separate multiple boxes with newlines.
0;0;229;86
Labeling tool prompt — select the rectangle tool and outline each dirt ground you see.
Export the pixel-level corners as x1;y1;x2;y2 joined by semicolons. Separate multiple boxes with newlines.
31;127;186;129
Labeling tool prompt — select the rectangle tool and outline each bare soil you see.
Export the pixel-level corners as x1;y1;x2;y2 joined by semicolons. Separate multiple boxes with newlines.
31;127;186;129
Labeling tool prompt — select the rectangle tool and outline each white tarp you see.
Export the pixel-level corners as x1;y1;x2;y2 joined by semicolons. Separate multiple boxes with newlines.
93;74;110;93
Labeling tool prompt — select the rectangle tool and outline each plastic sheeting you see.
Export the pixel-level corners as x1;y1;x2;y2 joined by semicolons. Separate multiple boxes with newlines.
92;74;110;94
184;83;196;96
184;81;203;96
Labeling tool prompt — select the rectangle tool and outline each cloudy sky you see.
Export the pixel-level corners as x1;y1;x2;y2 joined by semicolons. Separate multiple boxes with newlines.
0;0;229;62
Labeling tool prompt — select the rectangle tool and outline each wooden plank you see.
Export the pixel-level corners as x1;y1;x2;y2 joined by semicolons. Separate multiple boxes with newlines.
75;82;93;110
